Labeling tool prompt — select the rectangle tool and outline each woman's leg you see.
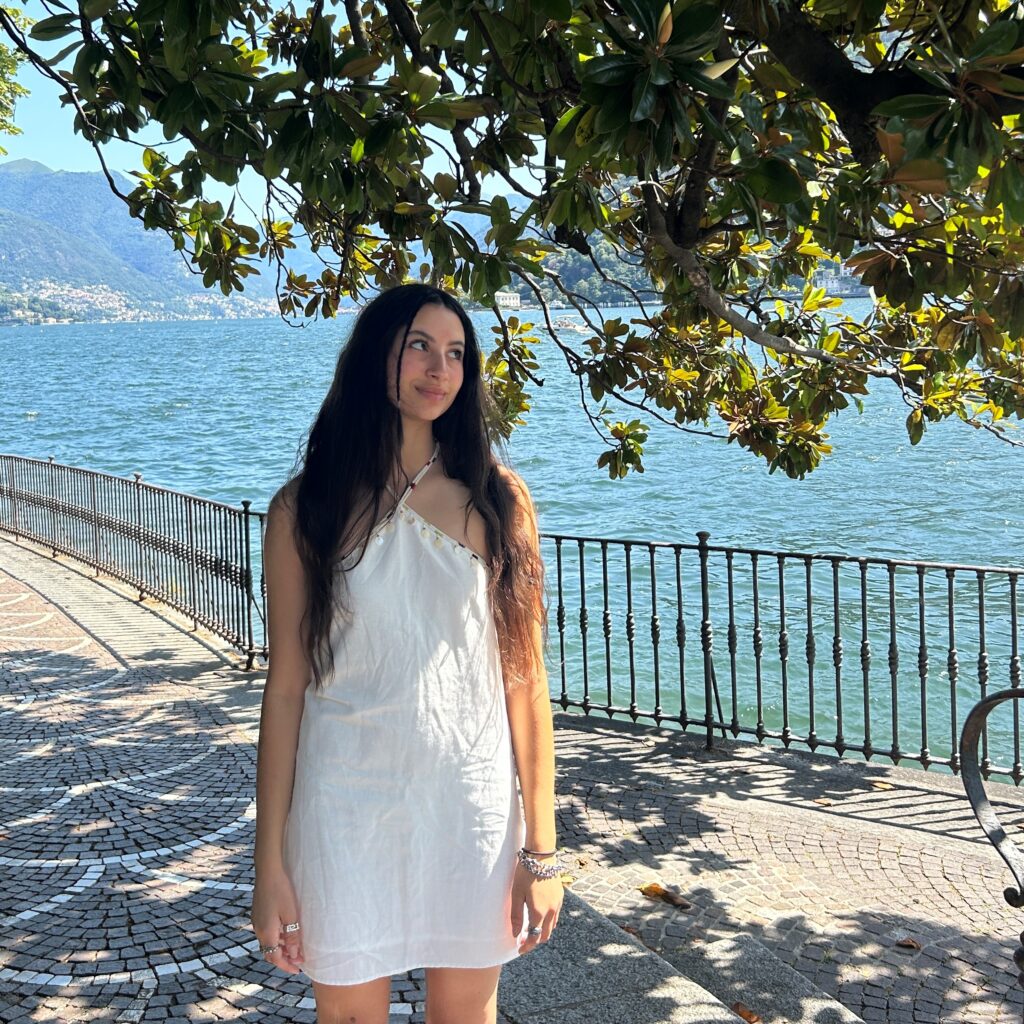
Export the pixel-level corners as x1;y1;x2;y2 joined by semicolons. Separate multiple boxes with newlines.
312;975;391;1024
424;965;502;1024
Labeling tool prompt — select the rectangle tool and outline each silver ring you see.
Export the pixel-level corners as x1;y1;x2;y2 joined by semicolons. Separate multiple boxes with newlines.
283;922;301;933
528;926;542;935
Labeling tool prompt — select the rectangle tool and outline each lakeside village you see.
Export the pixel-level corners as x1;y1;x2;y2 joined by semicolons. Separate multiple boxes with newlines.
4;264;868;327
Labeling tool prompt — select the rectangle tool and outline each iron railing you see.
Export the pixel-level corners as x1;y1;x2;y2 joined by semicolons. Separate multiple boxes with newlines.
0;455;266;668
2;454;1022;780
546;531;1023;781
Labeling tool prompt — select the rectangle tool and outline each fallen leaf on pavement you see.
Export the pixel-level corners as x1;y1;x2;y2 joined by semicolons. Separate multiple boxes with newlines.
639;882;693;908
895;937;922;950
870;781;895;790
813;798;833;806
731;1002;763;1022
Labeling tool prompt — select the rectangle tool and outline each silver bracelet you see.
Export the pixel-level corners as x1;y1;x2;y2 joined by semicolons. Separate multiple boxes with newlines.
517;847;562;879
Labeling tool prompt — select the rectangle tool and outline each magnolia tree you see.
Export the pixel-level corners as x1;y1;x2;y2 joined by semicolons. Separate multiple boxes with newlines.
4;0;1024;476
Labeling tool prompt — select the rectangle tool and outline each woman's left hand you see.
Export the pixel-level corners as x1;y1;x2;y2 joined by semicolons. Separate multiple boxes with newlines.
511;863;564;954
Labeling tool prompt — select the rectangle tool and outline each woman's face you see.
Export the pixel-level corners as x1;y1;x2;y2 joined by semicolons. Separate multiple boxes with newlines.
387;303;467;423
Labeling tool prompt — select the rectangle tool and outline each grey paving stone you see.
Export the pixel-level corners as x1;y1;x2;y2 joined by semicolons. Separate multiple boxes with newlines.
670;933;864;1023
497;891;734;1022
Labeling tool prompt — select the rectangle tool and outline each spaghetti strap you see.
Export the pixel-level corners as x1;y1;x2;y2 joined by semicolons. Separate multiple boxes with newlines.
395;441;440;509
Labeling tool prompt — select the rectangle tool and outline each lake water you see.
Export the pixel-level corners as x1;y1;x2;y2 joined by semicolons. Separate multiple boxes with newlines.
4;302;1023;775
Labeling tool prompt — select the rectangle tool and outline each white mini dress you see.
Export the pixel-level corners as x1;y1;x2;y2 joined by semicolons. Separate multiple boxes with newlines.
283;444;527;985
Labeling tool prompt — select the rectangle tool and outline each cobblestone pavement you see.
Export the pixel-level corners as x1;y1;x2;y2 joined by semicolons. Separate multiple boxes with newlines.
0;540;438;1024
3;534;1024;1024
555;721;1024;1023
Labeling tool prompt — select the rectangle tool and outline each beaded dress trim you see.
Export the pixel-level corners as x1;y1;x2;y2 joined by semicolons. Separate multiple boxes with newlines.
373;443;485;570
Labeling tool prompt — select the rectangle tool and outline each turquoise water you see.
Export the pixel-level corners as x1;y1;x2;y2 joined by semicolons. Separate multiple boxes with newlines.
4;303;1023;773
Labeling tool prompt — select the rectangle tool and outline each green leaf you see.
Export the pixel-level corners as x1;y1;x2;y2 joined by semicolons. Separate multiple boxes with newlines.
416;99;456;129
45;38;84;68
648;56;673;86
967;20;1020;61
82;0;115;19
434;172;458;201
745;159;805;204
595;91;631;133
72;42;109;99
549;104;582;157
29;13;77;41
676;63;734;100
340;53;383;78
906;408;925;445
872;94;951;119
446;99;490;118
581;54;639;87
630;71;657;122
616;0;658;38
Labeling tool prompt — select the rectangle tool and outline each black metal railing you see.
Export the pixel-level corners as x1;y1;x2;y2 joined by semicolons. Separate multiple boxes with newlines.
546;531;1023;780
0;455;266;668
2;454;1022;780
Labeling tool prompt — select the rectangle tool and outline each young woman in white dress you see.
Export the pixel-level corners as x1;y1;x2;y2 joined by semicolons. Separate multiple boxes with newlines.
250;285;563;1024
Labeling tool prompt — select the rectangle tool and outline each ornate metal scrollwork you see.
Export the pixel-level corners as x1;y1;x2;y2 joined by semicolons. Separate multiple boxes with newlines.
960;689;1024;989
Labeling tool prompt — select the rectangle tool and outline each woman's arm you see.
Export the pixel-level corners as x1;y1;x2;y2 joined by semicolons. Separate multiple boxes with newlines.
251;487;311;972
501;469;562;950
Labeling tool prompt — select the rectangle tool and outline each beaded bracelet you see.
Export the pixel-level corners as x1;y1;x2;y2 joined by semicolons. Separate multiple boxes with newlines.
517;847;562;879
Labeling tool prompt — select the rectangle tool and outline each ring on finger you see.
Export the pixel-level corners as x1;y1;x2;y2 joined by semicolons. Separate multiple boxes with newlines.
260;943;280;955
283;922;301;933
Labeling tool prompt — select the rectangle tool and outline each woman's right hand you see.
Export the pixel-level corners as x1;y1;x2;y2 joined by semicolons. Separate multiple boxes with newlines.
251;864;305;974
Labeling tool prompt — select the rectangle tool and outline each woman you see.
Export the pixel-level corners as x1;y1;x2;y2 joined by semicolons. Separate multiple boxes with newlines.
250;284;562;1024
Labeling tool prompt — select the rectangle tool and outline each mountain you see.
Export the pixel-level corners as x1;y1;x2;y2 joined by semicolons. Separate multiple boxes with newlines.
0;160;278;324
0;159;652;324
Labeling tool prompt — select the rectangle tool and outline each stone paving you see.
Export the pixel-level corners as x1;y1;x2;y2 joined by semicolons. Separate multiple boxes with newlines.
2;532;1024;1023
556;724;1024;1023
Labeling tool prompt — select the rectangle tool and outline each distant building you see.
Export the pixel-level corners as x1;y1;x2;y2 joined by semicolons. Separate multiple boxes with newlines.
494;290;521;310
813;269;870;297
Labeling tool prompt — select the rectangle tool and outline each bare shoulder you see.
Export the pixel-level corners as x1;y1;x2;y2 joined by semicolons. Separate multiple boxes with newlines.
269;478;300;517
264;480;302;567
263;479;312;695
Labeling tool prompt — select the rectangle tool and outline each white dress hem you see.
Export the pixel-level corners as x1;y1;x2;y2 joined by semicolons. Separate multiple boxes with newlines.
301;946;522;987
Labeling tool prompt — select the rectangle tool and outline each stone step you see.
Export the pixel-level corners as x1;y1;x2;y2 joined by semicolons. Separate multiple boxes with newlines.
666;933;865;1024
497;890;739;1023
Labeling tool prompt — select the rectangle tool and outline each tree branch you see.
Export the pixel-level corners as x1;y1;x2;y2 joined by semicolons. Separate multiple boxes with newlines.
641;179;901;381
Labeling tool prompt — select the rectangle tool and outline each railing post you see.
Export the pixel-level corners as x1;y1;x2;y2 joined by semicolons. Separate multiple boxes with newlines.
698;531;715;750
48;455;58;557
5;458;19;539
185;498;199;631
90;474;100;575
241;500;256;670
133;472;144;600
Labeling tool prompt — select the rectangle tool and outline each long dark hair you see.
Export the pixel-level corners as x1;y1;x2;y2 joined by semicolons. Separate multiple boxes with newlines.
277;283;546;693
